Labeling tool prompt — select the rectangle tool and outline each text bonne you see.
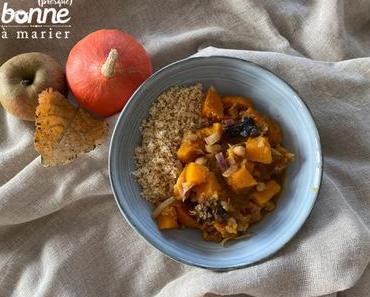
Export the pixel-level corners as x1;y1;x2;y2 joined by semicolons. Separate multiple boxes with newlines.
1;2;70;24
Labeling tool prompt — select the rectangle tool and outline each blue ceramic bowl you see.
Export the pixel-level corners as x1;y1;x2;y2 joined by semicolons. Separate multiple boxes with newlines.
109;56;322;270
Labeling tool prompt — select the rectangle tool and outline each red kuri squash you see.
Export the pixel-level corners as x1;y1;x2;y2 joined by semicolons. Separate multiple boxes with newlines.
66;29;152;116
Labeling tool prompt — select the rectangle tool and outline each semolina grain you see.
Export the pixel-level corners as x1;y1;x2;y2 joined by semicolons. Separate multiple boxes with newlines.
133;83;207;204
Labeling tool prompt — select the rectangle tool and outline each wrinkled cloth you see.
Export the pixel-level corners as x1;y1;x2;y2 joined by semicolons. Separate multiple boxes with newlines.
1;1;370;296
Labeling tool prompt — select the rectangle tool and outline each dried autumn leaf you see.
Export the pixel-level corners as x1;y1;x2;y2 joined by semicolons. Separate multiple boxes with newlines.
34;89;108;167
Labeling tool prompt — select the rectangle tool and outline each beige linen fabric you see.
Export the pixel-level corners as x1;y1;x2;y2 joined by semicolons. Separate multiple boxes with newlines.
1;0;370;296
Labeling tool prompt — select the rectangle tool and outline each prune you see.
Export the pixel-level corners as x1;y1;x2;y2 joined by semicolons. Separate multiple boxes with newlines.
224;117;260;138
224;122;242;137
240;117;260;137
224;125;242;137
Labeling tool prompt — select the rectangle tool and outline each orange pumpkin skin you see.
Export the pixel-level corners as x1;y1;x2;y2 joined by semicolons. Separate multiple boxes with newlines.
66;29;152;116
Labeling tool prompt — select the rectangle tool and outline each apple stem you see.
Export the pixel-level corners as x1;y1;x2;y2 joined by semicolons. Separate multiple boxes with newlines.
101;48;119;78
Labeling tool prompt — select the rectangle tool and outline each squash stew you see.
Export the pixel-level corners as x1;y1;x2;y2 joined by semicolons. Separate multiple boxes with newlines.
153;86;294;244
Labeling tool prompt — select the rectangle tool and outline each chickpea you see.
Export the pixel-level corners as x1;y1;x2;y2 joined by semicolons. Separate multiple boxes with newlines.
205;144;222;153
256;182;266;192
233;145;246;157
195;156;207;165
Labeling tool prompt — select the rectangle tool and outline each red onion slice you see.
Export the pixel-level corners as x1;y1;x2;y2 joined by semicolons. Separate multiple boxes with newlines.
215;152;228;172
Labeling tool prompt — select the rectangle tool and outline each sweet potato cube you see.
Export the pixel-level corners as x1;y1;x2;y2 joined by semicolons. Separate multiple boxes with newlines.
245;136;272;164
202;86;224;121
194;172;221;200
226;165;257;192
251;180;281;206
222;96;253;110
157;206;179;229
174;202;199;228
185;162;209;186
177;141;203;163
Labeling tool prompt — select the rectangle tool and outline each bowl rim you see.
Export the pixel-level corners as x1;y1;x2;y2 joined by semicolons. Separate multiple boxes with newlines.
108;55;323;271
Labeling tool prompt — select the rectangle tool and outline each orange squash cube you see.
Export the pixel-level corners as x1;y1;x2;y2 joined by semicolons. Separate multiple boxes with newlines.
251;180;281;206
177;141;203;163
198;122;223;138
194;172;221;201
174;202;200;228
157;206;178;229
202;86;224;121
174;163;209;200
177;133;204;163
226;164;257;192
245;136;272;164
185;162;209;186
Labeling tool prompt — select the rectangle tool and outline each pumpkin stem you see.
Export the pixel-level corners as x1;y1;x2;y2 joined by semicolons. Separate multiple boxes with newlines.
101;48;119;78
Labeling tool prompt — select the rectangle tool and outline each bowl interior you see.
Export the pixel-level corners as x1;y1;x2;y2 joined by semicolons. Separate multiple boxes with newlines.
109;56;322;270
